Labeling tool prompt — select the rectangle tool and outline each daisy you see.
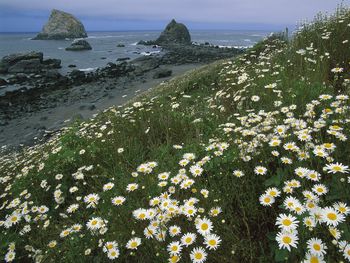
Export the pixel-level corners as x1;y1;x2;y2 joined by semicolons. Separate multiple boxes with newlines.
190;247;207;263
111;196;126;206
167;241;182;256
343;244;350;261
331;67;344;73
169;225;181;237
86;217;103;231
259;194;275;206
169;255;181;263
276;231;298;251
276;214;299;231
126;183;139;192
195;217;213;236
254;166;267;175
321;207;345;226
133;209;148;220
324;163;349;174
103;182;115;191
181;233;196;247
204;234;221;250
107;248;120;259
302;253;325;263
190;165;203;177
233;170;245;178
209;207;222;217
303;217;316;228
334;202;350;215
103;241;118;252
84;193;100;208
306;170;321;181
265;187;281;197
4;251;16;262
312;184;328;196
306;238;327;256
126;237;141;250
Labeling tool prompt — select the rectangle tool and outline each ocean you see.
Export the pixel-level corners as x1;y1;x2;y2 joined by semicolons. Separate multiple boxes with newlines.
0;30;271;74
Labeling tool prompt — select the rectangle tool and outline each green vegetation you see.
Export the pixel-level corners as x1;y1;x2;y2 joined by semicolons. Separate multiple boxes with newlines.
1;6;350;263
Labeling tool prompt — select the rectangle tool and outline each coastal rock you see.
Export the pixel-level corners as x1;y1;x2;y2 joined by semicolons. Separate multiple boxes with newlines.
155;19;191;45
66;39;92;51
0;78;7;86
0;51;43;73
116;57;130;62
116;44;125;47
42;58;61;69
153;69;172;79
8;59;42;73
33;9;87;40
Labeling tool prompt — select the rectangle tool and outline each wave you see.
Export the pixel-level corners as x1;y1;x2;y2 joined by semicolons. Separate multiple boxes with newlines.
79;67;98;72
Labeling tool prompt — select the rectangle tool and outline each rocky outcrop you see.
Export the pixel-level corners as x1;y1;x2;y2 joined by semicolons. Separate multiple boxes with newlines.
33;9;87;40
156;19;191;45
153;68;172;79
0;51;61;74
65;39;92;51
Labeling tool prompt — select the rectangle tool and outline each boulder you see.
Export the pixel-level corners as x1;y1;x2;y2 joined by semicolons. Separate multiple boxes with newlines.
42;58;61;69
153;69;172;79
8;59;42;73
155;19;191;45
116;44;125;47
66;39;92;51
0;51;43;73
116;57;130;62
0;78;7;86
33;9;87;40
69;69;86;80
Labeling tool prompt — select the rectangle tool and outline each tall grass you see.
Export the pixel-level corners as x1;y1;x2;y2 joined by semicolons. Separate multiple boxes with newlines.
1;6;350;263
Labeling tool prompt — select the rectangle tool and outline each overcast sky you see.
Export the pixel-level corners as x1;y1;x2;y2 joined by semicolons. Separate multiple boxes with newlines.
0;0;348;32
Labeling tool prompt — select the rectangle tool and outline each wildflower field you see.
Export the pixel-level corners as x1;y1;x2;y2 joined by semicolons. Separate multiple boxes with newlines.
1;7;350;263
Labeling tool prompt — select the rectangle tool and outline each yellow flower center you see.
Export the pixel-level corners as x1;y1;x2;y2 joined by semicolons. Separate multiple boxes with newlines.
313;244;321;251
111;251;116;256
195;253;203;260
264;197;271;203
333;166;341;171
209;239;217;246
282;219;292;226
107;244;113;249
201;223;209;230
171;246;178;251
170;255;179;263
11;216;18;222
139;214;146;219
310;256;319;263
185;237;192;243
282;236;292;244
131;242;137;248
91;220;97;225
327;212;337;221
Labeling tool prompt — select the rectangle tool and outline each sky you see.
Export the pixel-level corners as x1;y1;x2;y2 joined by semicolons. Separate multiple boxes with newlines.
0;0;348;32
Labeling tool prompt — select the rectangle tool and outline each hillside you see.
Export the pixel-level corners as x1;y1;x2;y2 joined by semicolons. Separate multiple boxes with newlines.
1;7;350;263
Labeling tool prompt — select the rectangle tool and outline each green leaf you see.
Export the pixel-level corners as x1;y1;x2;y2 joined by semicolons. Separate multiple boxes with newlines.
274;248;289;262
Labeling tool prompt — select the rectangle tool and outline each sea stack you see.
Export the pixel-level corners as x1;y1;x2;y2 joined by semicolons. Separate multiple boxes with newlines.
33;9;87;40
155;19;191;45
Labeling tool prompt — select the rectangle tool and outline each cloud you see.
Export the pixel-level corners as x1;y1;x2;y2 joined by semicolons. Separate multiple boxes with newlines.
0;0;348;31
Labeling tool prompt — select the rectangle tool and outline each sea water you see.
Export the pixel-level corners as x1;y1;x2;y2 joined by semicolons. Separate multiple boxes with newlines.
0;30;270;74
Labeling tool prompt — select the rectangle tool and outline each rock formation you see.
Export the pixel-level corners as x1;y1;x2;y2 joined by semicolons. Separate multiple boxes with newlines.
155;19;191;45
65;39;92;51
33;9;87;40
0;51;61;74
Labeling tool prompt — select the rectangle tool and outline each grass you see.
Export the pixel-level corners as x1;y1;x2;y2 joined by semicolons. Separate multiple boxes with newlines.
1;6;350;263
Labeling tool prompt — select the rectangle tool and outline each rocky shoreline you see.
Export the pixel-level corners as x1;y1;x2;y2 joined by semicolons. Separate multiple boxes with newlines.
0;18;245;150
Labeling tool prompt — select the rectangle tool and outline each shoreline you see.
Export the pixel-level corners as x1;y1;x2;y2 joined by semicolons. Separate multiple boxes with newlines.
0;63;203;149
